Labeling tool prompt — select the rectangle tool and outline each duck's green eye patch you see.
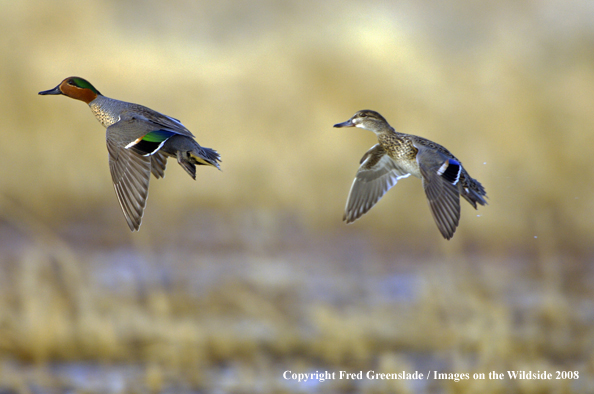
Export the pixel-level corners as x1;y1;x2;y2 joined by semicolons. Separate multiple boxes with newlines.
68;77;101;95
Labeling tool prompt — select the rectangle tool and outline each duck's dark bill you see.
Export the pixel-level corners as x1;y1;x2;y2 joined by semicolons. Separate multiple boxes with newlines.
333;120;354;128
38;85;62;95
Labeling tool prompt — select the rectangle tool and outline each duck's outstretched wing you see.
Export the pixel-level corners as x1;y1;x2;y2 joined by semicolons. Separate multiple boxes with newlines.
415;145;462;240
344;144;411;223
106;119;153;231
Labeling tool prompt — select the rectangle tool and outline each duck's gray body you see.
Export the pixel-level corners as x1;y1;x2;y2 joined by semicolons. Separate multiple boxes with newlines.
92;95;221;230
39;77;220;231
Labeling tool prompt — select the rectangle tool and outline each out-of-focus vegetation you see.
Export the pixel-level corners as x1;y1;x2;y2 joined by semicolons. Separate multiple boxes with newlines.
1;0;593;392
0;233;592;393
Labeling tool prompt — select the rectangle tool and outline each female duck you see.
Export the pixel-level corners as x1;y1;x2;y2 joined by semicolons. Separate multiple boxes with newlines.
335;110;486;240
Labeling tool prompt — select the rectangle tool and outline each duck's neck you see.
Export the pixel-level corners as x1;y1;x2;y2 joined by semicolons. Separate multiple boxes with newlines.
372;125;398;137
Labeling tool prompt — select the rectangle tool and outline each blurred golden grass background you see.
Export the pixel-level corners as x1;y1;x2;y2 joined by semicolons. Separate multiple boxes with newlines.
1;0;594;392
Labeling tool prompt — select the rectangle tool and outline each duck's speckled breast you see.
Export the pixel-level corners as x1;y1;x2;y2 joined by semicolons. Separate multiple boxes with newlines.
379;133;416;159
379;133;422;177
88;96;124;128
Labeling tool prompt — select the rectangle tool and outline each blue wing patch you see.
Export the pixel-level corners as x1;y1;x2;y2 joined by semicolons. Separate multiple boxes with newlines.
438;159;461;185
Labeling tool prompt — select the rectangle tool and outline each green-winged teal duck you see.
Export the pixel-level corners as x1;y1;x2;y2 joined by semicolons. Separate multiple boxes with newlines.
334;110;487;240
39;77;221;231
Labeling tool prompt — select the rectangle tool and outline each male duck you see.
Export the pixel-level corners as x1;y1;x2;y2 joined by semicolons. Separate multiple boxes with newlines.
39;77;221;231
334;110;487;240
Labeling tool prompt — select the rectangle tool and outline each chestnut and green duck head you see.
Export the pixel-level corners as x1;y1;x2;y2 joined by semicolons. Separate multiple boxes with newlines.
39;76;102;104
39;76;221;231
